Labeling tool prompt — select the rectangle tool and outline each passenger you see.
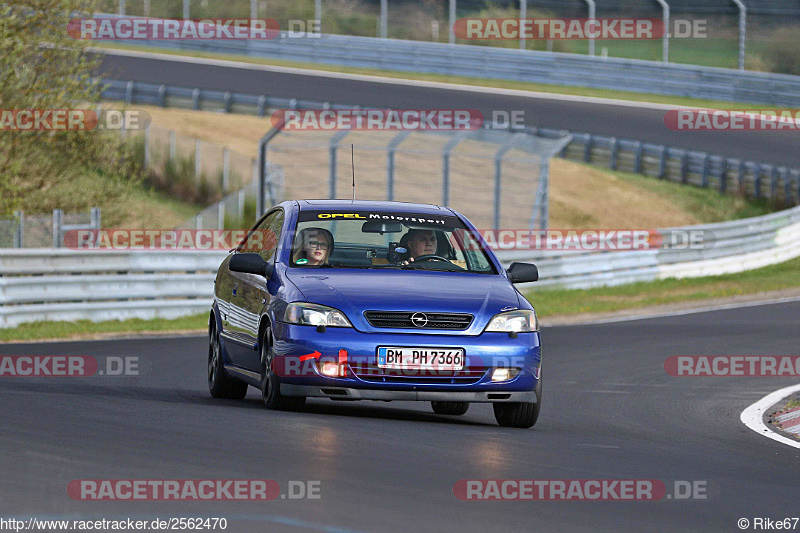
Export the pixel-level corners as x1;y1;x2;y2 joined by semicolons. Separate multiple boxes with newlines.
293;227;334;266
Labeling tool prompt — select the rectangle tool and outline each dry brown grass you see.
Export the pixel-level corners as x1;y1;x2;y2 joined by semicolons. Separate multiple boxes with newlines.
137;105;273;156
548;158;700;229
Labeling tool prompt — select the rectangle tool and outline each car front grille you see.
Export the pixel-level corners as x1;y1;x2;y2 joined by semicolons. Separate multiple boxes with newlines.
349;364;487;385
363;311;473;330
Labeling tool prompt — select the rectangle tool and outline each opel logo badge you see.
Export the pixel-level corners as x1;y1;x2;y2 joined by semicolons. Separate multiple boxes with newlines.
410;312;428;327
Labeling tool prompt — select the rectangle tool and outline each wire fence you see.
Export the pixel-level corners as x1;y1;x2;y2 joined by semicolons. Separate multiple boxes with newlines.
183;163;283;230
260;127;570;230
133;124;258;206
0;209;101;249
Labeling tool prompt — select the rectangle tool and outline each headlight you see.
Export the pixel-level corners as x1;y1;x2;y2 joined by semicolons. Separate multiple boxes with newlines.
283;303;352;327
484;309;539;333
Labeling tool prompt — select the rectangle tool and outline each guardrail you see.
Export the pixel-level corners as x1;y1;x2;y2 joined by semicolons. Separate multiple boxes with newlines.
496;203;800;288
105;31;800;106
3;205;799;327
102;79;800;207
0;250;226;327
102;79;355;114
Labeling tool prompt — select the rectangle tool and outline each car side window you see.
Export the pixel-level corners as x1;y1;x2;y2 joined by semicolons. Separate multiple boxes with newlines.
242;209;284;262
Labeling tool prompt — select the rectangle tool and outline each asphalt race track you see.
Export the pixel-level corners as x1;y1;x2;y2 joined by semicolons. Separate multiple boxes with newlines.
1;302;798;532
97;51;800;168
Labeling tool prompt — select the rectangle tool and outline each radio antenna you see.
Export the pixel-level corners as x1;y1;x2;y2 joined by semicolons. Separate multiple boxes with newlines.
351;144;356;202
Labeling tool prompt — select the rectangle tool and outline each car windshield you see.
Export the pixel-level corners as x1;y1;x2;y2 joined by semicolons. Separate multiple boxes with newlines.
290;210;496;274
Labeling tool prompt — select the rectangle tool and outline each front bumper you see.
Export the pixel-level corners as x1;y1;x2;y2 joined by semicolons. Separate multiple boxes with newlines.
272;322;542;395
281;384;537;402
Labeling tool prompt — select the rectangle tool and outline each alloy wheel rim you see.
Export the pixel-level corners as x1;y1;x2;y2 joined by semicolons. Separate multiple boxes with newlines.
261;339;274;401
208;330;219;386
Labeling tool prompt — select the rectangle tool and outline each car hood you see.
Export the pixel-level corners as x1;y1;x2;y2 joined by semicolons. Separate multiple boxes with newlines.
285;269;521;334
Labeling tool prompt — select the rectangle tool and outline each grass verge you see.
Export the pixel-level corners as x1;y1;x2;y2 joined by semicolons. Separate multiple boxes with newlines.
0;314;207;343
526;256;800;317
98;44;776;110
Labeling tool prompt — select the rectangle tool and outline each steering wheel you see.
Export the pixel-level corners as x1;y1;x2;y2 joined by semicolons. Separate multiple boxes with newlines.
412;254;451;263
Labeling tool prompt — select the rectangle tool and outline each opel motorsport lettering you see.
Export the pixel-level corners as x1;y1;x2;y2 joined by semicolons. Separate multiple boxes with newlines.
209;200;542;428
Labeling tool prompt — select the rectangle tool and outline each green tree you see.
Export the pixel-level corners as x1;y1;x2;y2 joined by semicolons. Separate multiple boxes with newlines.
0;0;139;215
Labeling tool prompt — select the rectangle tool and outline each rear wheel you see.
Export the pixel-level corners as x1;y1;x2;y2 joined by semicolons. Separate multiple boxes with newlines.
208;320;248;400
431;401;470;416
493;375;541;428
260;327;306;411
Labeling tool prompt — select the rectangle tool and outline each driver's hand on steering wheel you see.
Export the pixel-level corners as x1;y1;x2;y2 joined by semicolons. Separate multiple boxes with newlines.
403;254;451;266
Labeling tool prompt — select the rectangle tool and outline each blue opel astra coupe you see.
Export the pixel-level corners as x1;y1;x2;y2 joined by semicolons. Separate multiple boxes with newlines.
209;200;542;427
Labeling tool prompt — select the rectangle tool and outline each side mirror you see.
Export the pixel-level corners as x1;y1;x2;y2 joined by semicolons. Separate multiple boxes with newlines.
507;262;538;284
230;253;271;278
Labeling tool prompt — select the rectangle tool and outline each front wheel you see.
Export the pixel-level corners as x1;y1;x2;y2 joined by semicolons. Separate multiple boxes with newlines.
431;401;469;416
493;375;541;428
260;327;306;411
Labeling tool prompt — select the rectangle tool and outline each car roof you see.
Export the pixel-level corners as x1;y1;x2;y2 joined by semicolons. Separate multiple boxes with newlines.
296;200;456;216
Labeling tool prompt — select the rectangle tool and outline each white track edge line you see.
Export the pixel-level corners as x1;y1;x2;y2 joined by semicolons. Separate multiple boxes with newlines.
741;383;800;450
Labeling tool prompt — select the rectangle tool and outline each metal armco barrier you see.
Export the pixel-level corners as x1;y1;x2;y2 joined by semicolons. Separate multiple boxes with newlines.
102;79;354;116
0;250;226;327
2;205;799;327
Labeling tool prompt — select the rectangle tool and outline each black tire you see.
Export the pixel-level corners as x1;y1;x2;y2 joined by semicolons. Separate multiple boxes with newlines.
208;319;248;400
431;401;470;416
260;327;306;411
493;375;542;428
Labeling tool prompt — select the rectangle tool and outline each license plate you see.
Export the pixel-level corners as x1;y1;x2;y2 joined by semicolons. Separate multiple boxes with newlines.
377;347;465;370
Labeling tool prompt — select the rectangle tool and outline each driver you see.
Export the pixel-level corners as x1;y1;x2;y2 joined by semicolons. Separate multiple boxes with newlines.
401;229;438;264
